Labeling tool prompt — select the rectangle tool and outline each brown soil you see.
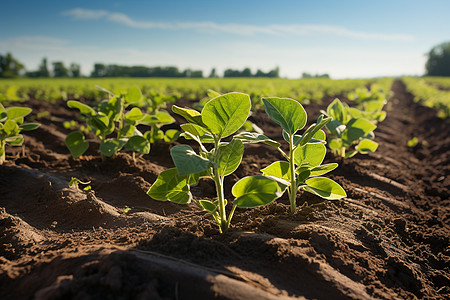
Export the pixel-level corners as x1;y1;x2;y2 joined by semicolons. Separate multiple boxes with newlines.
0;80;449;299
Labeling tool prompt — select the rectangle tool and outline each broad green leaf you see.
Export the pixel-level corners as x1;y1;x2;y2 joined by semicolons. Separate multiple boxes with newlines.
119;124;136;137
65;131;89;158
313;129;326;141
344;118;377;143
3;120;19;135
6;107;32;120
126;86;142;103
234;132;280;148
198;200;217;213
303;177;346;200
147;168;192;204
164;129;180;142
326;99;347;124
6;135;24;145
100;138;127;157
125;136;150;154
356;139;378;154
67;100;96;116
262;97;306;135
309;163;338;176
233;175;285;207
180;123;214;144
296;168;311;184
125;107;144;122
294;143;326;167
260;161;291;184
217;139;244;177
154;111;175;125
172;105;206;127
328;138;342;150
88;114;110;132
170;144;217;176
19;123;40;131
202;92;251;138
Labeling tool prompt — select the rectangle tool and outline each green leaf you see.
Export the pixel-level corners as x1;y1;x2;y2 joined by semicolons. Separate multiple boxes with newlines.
345;150;358;158
262;97;307;135
119;124;136;137
3;119;19;135
6;107;32;120
67;100;96;116
328;138;342;150
100;138;127;157
164;129;180;142
309;163;338;176
233;132;280;148
198;200;217;213
153;111;175;125
260;161;291;184
65;131;89;158
326;99;348;124
326;120;346;137
294;143;326;167
296;168;311;184
344;118;377;143
217;139;244;177
356;139;378;154
125;136;150;154
233;175;286;207
180;123;214;144
125;107;144;122
172;105;206;127
313;129;326;141
6;135;24;145
147;168;192;204
303;177;346;200
19;123;40;131
202;92;251;138
298;115;331;147
126;86;142;103
170;144;217;176
98;97;121;121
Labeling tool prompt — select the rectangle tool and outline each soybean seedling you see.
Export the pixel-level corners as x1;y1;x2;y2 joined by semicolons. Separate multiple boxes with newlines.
147;92;285;232
235;97;346;213
0;103;39;165
323;98;378;158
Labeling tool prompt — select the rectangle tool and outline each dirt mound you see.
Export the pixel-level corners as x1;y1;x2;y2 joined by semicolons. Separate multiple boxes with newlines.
0;80;449;299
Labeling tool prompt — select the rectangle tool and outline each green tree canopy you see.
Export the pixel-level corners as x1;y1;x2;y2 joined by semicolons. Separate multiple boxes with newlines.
426;41;450;76
0;53;24;78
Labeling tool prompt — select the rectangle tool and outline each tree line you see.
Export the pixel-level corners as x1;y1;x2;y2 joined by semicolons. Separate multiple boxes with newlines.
0;53;281;79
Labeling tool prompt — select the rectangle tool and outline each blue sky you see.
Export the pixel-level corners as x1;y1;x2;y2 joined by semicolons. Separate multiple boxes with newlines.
1;0;449;78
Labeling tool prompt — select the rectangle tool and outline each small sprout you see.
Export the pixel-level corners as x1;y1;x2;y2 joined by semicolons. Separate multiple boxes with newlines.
0;103;40;165
123;207;131;214
407;137;419;147
69;177;92;192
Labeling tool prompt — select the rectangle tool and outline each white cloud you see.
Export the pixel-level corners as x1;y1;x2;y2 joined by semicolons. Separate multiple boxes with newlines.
62;8;108;20
61;8;414;42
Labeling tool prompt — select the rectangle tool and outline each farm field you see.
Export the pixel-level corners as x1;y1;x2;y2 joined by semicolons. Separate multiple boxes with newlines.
0;78;449;299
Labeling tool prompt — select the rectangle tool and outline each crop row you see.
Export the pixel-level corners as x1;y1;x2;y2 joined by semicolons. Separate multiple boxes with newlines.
402;77;450;118
0;77;392;107
1;81;391;232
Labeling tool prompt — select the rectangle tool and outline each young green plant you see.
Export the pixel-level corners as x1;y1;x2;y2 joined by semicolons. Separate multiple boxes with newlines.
65;87;152;160
235;97;346;213
323;98;378;158
147;92;285;232
0;103;39;164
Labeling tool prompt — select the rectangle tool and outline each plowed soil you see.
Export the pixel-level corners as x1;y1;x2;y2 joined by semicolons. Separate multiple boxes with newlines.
1;80;449;299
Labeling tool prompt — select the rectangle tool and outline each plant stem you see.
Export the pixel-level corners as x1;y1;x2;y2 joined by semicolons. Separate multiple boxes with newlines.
341;146;346;158
0;144;5;165
214;171;228;232
289;134;297;213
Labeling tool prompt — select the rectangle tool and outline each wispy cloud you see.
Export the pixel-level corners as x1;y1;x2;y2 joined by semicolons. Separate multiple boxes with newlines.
62;8;414;42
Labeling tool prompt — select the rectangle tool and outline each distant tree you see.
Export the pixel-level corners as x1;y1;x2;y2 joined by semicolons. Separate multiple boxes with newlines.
91;63;106;77
70;63;81;77
426;41;450;76
0;52;24;78
301;72;329;79
52;61;69;77
209;68;218;78
38;58;50;77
